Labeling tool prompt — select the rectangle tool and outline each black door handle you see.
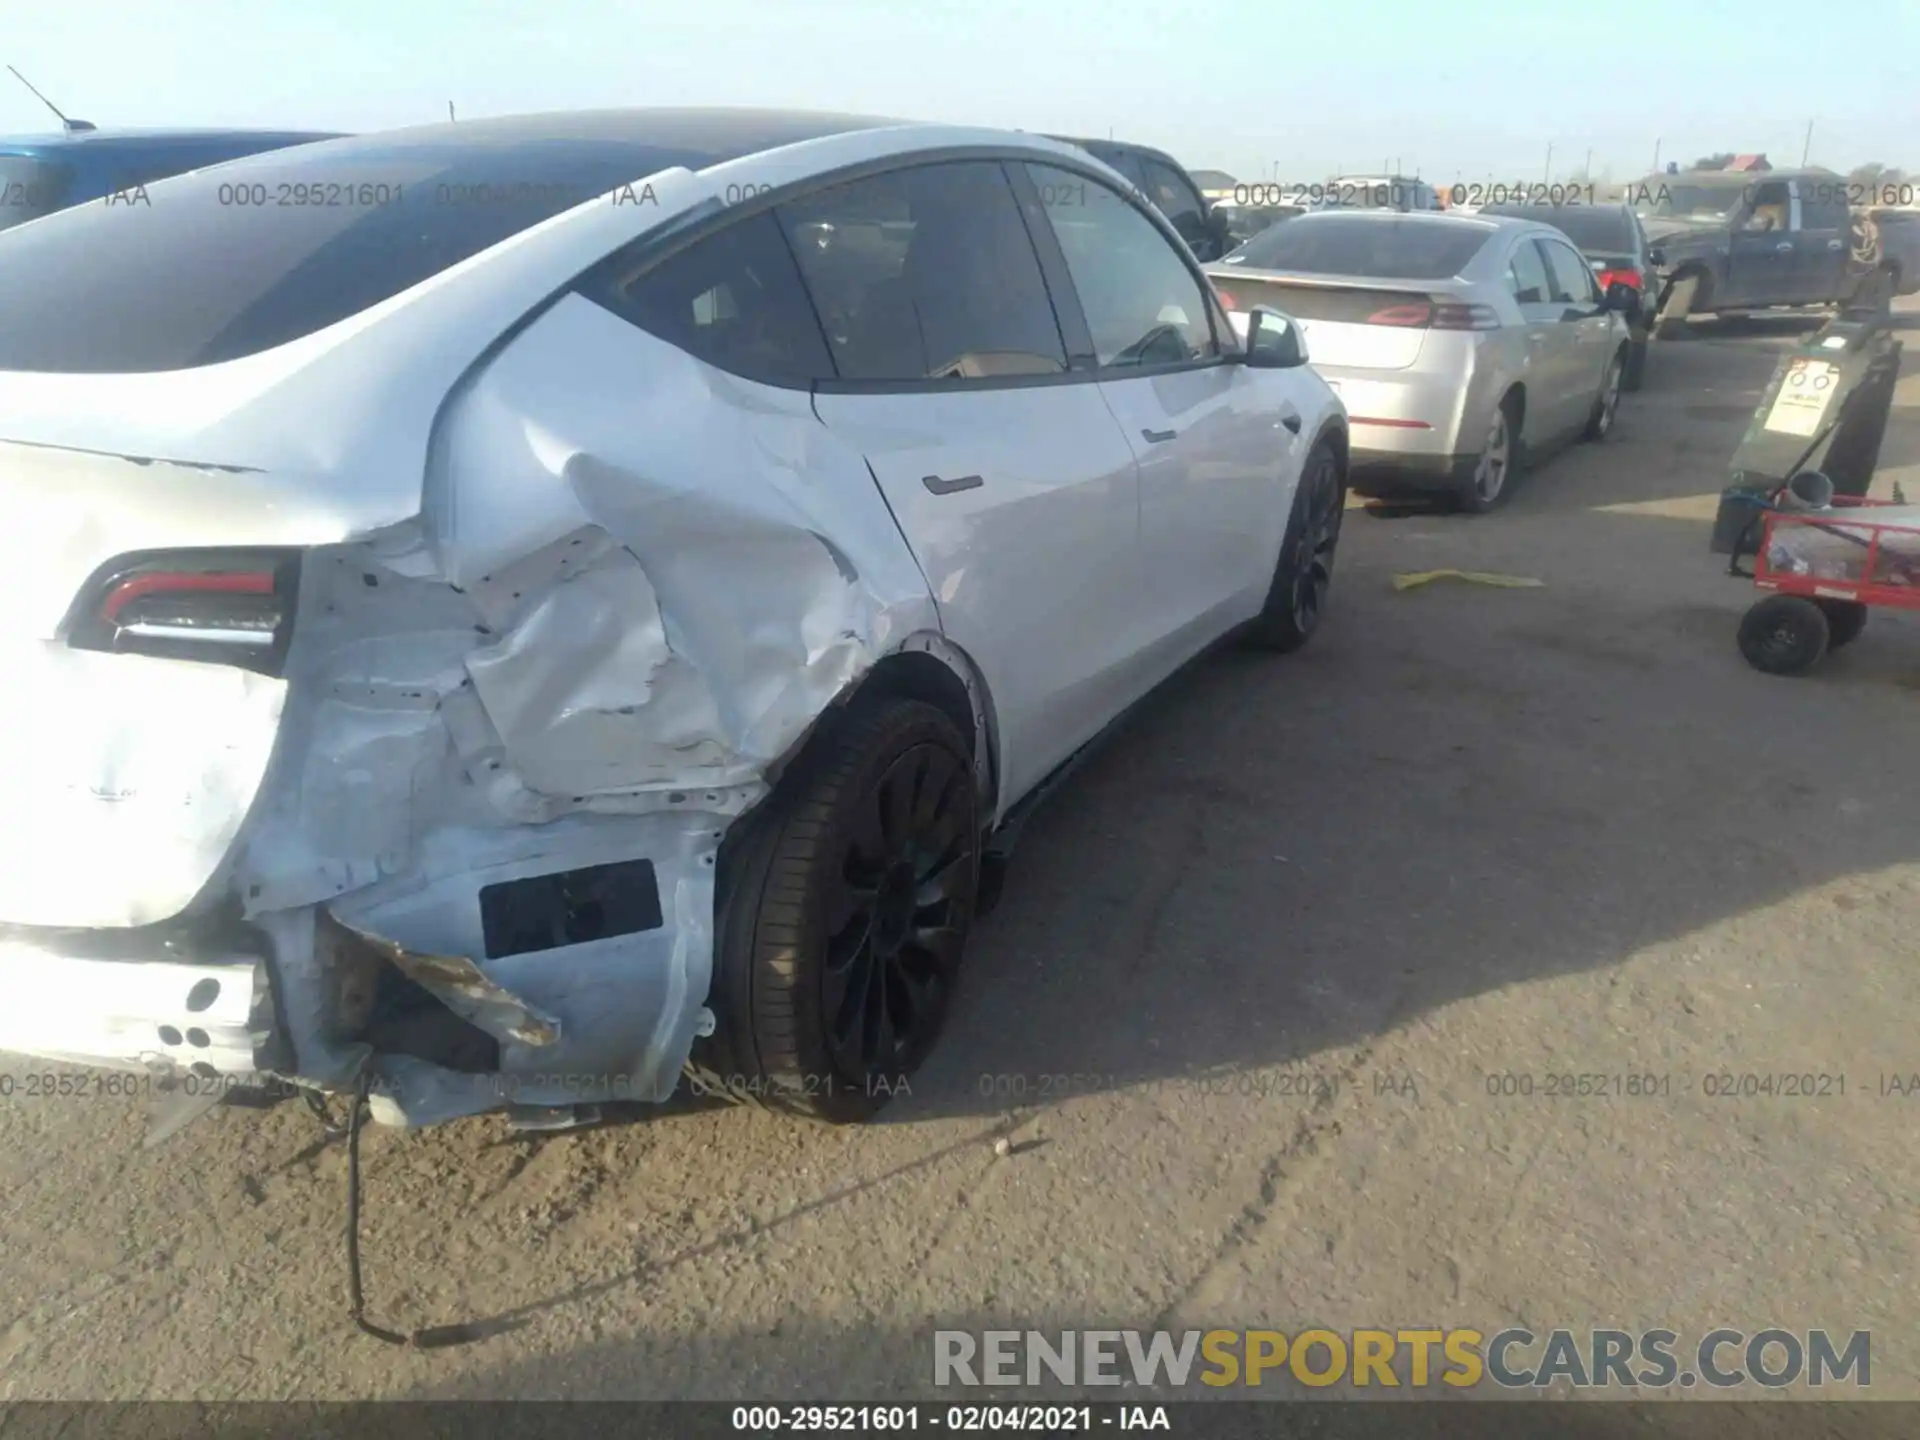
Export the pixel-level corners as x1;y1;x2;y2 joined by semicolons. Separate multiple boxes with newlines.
922;474;983;495
1142;428;1177;443
1281;413;1301;434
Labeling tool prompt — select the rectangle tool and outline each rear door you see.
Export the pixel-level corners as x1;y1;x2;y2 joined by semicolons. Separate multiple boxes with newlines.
788;160;1146;808
1019;160;1291;656
1501;234;1572;438
1727;178;1798;306
1536;234;1614;433
1791;181;1850;301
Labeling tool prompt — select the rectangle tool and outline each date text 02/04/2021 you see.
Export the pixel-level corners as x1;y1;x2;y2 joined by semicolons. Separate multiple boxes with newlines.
1479;1072;1857;1099
1230;181;1598;208
730;1404;1169;1431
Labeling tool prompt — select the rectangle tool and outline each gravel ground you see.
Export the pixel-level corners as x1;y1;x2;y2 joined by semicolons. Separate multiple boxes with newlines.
3;300;1918;1412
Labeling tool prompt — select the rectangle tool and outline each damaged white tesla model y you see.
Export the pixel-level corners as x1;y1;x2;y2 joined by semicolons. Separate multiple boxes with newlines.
0;109;1347;1134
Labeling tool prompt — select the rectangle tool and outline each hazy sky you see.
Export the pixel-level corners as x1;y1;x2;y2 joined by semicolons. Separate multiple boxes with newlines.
4;0;1917;183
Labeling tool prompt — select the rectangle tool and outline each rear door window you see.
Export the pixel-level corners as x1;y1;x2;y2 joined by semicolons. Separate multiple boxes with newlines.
776;161;1069;382
1797;182;1849;233
1506;239;1552;306
580;209;836;386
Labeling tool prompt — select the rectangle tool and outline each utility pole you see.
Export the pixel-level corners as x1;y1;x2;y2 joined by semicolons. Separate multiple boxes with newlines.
1652;137;1661;172
1584;148;1593;178
448;101;456;122
1544;142;1553;181
1801;118;1814;166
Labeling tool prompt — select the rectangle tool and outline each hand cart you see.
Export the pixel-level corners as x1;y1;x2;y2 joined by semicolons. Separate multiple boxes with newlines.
1709;302;1911;678
1735;494;1920;675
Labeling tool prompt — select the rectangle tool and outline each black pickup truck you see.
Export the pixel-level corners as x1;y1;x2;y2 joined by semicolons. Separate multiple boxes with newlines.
1628;169;1920;337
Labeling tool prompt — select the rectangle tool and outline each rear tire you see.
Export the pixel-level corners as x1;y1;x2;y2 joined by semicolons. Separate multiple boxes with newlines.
1582;351;1626;441
693;694;979;1122
1817;598;1868;650
1738;595;1830;676
1453;393;1522;514
1244;438;1345;652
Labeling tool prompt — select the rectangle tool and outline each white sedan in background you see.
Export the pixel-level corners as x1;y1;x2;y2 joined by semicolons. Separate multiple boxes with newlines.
1209;209;1639;512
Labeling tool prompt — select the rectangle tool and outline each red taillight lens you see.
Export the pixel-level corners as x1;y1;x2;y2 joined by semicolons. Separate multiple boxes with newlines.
1214;286;1241;311
1596;269;1643;291
1430;302;1502;331
1366;302;1432;327
67;550;301;676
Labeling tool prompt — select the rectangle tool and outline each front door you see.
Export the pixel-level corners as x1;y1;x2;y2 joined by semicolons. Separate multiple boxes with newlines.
1021;160;1295;666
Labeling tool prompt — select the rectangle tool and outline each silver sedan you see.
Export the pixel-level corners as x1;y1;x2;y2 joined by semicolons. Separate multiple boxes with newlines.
1208;210;1639;512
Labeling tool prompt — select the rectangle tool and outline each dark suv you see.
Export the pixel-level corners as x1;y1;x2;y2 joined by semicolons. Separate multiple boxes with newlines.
0;127;343;231
1047;136;1232;261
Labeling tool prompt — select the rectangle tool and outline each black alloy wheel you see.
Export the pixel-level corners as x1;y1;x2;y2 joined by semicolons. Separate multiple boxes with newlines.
819;743;973;1083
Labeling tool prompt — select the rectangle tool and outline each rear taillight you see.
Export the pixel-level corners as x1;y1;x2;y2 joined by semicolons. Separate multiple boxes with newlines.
1430;302;1502;330
1596;268;1643;291
1365;302;1432;327
1214;286;1241;311
1363;300;1501;331
66;550;301;676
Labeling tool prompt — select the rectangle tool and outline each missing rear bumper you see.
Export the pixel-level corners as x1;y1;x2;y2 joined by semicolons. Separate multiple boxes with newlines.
0;928;282;1078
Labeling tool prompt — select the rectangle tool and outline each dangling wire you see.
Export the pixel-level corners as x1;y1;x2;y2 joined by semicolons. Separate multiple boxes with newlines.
341;1067;481;1349
346;1068;411;1346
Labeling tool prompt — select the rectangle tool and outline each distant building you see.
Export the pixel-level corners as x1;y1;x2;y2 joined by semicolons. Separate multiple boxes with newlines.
1725;154;1772;172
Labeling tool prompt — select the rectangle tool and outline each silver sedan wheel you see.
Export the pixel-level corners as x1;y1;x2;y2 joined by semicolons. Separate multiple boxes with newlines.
1473;410;1511;503
1593;357;1623;437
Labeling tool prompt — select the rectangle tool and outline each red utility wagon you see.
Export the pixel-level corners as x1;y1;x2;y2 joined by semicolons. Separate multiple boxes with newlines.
1739;495;1920;675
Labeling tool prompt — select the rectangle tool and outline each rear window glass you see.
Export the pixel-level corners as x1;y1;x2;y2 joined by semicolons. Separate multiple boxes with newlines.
0;155;68;233
1483;204;1634;251
0;136;704;373
1226;216;1490;278
582;209;836;386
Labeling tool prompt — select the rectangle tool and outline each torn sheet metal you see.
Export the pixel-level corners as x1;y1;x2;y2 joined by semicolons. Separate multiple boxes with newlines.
326;915;561;1049
0;241;970;1128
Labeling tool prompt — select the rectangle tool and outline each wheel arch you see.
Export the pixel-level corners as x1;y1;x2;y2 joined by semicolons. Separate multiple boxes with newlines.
1502;380;1527;432
783;635;1000;823
1309;416;1350;475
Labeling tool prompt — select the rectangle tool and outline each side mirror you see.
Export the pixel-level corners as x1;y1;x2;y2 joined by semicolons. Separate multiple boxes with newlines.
1244;306;1308;368
1604;281;1642;317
